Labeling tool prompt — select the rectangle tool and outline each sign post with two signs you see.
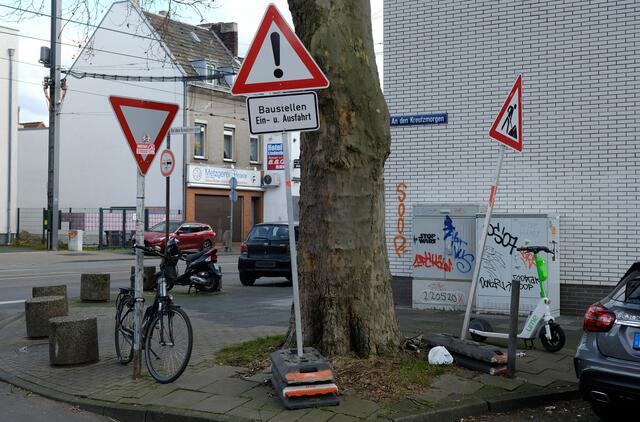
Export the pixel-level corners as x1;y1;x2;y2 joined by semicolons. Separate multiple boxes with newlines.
232;3;339;408
109;96;178;379
460;75;524;341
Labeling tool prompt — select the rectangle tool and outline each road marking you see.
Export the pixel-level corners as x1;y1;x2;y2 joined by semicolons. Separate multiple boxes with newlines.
0;300;25;306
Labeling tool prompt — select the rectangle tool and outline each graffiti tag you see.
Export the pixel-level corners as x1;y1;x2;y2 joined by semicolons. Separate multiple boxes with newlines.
488;222;519;255
412;252;453;272
519;250;535;269
393;182;407;258
443;216;475;273
416;233;437;244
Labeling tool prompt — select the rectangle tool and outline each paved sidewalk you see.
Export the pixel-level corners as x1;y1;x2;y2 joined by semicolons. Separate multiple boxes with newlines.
0;299;581;421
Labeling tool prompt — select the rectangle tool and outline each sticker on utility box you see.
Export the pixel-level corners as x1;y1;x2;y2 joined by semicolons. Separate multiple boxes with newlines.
247;92;319;135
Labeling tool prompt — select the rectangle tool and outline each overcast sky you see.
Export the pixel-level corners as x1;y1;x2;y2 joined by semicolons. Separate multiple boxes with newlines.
1;0;383;123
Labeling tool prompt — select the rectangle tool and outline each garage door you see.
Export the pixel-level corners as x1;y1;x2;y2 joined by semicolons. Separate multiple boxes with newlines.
195;194;243;242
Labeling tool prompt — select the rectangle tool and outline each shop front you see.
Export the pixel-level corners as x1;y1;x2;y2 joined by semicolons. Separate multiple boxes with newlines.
186;164;263;242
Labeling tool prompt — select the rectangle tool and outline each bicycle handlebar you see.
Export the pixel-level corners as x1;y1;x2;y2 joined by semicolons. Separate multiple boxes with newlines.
517;245;553;255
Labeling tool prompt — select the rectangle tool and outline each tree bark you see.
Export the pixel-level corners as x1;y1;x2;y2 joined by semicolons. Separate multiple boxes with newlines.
287;0;401;357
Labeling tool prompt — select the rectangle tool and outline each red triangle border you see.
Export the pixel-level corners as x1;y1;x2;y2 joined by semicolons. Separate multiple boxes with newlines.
488;75;523;152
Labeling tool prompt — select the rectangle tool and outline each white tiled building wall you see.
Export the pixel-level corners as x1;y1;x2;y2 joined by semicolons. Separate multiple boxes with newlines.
383;0;640;288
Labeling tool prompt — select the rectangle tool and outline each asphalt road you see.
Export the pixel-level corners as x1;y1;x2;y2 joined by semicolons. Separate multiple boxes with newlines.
462;399;604;421
0;381;112;422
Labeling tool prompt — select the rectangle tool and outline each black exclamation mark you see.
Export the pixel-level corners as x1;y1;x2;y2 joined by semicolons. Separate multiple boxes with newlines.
271;32;283;79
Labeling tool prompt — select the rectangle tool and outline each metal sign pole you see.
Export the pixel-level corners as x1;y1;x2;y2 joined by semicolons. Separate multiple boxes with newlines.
283;131;303;357
229;193;234;252
133;170;145;378
460;144;506;339
165;135;171;243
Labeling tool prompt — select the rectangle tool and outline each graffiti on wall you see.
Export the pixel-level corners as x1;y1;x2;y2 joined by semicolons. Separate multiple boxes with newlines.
413;252;453;272
418;281;466;306
393;182;407;258
488;222;518;255
443;216;475;273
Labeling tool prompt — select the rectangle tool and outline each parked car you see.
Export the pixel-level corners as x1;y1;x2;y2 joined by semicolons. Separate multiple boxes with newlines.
131;221;216;251
574;262;640;418
238;222;298;286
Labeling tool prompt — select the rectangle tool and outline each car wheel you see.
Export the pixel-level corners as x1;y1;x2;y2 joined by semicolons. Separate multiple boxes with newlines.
202;239;212;250
539;323;566;352
469;318;493;342
240;272;256;286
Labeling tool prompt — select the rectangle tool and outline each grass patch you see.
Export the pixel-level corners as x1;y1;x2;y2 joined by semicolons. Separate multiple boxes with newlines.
11;231;67;250
214;335;286;370
332;351;451;403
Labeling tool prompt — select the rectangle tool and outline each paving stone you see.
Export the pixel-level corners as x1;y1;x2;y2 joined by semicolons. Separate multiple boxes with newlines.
192;365;244;379
539;369;578;383
431;373;484;395
266;408;312;421
516;360;550;375
173;373;222;390
297;409;336;422
201;378;259;395
327;414;359;422
332;396;379;418
412;387;452;404
476;374;525;391
191;394;250;414
520;373;555;387
226;404;278;421
147;389;212;409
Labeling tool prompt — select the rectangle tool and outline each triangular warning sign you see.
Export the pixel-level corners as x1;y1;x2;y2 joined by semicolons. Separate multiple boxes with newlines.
489;75;523;152
109;96;179;175
231;4;329;95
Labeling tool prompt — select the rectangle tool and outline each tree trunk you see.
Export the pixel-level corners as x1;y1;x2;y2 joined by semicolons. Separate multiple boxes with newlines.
287;0;401;357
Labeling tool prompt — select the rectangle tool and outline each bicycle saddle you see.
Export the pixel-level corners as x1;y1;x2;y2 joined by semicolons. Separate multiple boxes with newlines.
516;245;553;254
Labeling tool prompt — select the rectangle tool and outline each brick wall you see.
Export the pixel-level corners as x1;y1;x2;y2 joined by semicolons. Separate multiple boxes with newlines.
383;1;640;307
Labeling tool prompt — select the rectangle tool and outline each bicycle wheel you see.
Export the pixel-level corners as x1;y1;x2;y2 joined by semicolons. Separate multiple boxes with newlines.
114;296;134;364
144;306;193;383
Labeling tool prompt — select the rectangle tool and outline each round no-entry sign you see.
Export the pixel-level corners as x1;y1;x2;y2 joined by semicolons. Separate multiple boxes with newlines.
159;149;175;177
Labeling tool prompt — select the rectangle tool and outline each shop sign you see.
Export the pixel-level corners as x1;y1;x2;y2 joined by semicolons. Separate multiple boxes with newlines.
187;164;261;188
267;143;284;170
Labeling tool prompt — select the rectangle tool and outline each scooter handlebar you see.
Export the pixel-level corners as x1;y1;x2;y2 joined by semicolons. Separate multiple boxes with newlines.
516;245;553;255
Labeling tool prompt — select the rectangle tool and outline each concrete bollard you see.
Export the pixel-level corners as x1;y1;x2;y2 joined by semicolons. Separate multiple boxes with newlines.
49;315;99;365
25;296;67;338
130;266;157;291
80;273;111;302
32;285;68;314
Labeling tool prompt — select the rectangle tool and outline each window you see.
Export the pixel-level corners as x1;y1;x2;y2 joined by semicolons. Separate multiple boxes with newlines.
224;126;234;161
250;136;260;163
206;63;218;86
193;122;206;159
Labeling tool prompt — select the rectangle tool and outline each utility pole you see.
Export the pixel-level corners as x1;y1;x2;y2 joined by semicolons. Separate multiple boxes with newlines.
47;0;61;250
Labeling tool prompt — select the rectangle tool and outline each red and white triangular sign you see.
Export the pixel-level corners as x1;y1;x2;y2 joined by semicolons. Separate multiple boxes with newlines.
231;3;329;95
489;75;523;152
109;96;179;175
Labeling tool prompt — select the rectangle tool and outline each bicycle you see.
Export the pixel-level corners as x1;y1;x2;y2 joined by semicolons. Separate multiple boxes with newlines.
115;245;193;383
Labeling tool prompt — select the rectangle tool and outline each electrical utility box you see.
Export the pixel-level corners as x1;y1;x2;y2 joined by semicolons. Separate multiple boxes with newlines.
411;204;561;316
412;204;484;311
474;214;560;316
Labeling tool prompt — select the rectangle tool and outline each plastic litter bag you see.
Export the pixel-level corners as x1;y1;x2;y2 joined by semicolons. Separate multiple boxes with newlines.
428;346;454;365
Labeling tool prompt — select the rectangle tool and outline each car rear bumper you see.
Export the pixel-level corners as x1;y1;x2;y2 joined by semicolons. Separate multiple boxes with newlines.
238;255;291;276
575;334;640;405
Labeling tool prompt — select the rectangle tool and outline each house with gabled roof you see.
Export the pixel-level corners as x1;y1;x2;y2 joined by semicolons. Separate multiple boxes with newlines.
42;0;265;242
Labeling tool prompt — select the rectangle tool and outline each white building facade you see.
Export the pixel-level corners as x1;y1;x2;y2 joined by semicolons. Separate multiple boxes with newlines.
0;27;18;243
383;0;639;315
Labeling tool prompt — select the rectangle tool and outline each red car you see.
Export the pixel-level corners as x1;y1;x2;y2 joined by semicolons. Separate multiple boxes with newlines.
134;221;216;251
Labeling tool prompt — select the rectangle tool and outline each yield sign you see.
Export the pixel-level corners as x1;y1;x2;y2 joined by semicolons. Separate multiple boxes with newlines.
109;96;179;175
489;75;523;152
230;3;329;95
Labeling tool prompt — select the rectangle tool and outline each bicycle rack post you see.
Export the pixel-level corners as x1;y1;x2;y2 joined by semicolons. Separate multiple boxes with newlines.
507;279;521;378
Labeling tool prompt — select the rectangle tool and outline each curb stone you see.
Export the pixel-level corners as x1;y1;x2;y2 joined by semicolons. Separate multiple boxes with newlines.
0;366;249;422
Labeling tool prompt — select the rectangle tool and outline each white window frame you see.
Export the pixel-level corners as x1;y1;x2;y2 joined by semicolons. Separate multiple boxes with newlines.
223;124;235;162
250;135;261;164
193;121;207;160
206;62;218;86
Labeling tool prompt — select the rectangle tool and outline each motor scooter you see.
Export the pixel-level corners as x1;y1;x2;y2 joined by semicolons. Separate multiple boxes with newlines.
469;245;565;352
132;237;222;293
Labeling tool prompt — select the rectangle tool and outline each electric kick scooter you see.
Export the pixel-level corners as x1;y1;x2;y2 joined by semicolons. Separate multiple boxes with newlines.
469;245;566;352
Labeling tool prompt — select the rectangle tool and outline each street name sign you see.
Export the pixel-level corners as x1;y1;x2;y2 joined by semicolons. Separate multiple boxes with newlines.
230;4;329;95
488;75;523;152
170;126;203;135
109;96;179;175
247;92;319;134
159;149;175;177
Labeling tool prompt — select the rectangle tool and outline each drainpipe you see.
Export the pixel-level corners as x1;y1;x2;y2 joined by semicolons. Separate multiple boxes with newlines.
6;48;15;244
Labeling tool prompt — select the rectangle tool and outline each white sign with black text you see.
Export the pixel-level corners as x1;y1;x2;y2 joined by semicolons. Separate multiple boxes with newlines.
247;92;319;135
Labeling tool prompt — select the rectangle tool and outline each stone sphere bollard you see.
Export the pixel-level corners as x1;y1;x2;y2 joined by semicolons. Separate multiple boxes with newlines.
130;266;157;291
80;273;111;302
49;315;99;365
32;285;68;314
25;296;68;338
